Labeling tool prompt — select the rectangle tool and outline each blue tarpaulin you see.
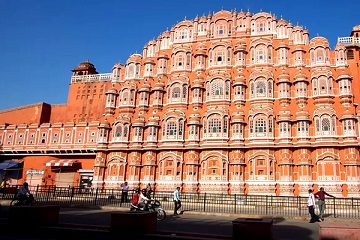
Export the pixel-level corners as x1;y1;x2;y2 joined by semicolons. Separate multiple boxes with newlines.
0;160;18;170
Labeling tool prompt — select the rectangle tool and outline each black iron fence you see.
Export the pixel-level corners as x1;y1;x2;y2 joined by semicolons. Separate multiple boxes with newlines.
2;185;360;219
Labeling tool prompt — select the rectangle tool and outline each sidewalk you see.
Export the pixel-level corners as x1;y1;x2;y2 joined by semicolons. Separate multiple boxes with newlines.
2;201;357;240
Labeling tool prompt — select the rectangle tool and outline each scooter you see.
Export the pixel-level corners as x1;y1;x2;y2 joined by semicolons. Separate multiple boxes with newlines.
130;199;166;221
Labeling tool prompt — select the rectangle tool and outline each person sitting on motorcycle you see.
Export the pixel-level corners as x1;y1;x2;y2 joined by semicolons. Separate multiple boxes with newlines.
137;189;149;210
17;182;33;205
131;188;140;206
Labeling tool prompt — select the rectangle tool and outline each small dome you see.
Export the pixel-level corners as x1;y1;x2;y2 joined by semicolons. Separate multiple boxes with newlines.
309;37;329;48
296;109;310;121
144;58;155;65
231;111;245;123
139;82;151;92
234;74;246;86
189;113;201;122
277;70;290;83
154;80;165;90
112;62;123;69
72;60;98;75
157;53;169;59
294;71;308;83
277;110;292;121
133;117;146;126
234;39;247;53
105;87;118;95
237;10;246;17
192;77;205;89
126;54;142;64
340;109;356;120
277;18;287;26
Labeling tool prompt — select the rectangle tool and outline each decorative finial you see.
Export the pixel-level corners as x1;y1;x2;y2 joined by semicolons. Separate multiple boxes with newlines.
260;9;262;12
184;16;187;20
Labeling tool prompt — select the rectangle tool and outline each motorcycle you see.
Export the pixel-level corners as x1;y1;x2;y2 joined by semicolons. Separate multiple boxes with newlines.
10;193;35;206
130;199;166;221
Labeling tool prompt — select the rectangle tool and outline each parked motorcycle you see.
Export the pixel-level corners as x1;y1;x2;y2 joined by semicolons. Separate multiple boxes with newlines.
130;199;166;221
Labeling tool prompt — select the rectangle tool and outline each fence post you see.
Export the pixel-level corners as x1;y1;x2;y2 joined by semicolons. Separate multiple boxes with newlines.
234;194;237;214
94;188;98;206
203;192;207;212
35;184;39;198
265;195;268;215
70;187;74;205
298;196;302;217
333;197;336;218
46;185;51;202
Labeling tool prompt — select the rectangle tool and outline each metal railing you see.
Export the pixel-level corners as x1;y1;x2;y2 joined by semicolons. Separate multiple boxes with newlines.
2;185;360;219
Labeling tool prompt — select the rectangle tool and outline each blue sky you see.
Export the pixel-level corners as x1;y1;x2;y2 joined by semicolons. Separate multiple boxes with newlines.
0;0;359;110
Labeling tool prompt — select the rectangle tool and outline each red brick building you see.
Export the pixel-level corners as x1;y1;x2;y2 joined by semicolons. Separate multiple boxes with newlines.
1;10;360;197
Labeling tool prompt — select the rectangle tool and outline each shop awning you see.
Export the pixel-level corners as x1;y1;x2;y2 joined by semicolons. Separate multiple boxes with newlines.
45;160;77;167
0;160;19;170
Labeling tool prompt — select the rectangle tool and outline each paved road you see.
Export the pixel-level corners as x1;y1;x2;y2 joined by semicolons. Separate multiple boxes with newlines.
0;204;322;240
58;208;320;240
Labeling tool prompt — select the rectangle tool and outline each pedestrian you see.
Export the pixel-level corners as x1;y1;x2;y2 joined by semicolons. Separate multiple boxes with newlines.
314;187;335;221
146;183;153;199
173;186;181;215
120;181;129;203
0;177;9;198
308;189;321;223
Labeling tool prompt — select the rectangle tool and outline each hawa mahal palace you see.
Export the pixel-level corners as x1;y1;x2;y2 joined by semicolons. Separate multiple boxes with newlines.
1;9;360;197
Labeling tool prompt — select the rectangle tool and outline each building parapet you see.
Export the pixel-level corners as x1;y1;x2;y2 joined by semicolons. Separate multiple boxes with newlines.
71;73;112;83
337;37;360;47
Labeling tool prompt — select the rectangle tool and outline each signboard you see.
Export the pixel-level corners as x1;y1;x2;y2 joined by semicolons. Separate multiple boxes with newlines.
26;170;44;175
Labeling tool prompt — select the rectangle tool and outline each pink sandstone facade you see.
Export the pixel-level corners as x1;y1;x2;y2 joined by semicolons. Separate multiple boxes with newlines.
1;9;360;197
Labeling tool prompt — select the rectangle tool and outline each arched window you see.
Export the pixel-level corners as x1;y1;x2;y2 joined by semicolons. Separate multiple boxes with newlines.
322;118;330;132
213;82;223;95
172;87;181;98
256;82;266;94
167;122;177;135
209;118;221;133
115;125;122;137
255;119;266;133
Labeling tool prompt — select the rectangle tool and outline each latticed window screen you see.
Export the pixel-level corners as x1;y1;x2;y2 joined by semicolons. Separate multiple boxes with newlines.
167;122;177;135
255;119;266;133
208;118;221;133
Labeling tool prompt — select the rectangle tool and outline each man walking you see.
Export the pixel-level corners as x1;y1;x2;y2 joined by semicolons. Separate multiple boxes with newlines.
308;189;321;223
173;186;181;215
120;181;129;203
314;187;335;220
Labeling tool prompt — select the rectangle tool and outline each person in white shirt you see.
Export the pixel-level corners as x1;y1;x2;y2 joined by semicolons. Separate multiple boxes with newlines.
137;189;149;210
173;186;181;215
120;181;129;203
308;189;321;223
